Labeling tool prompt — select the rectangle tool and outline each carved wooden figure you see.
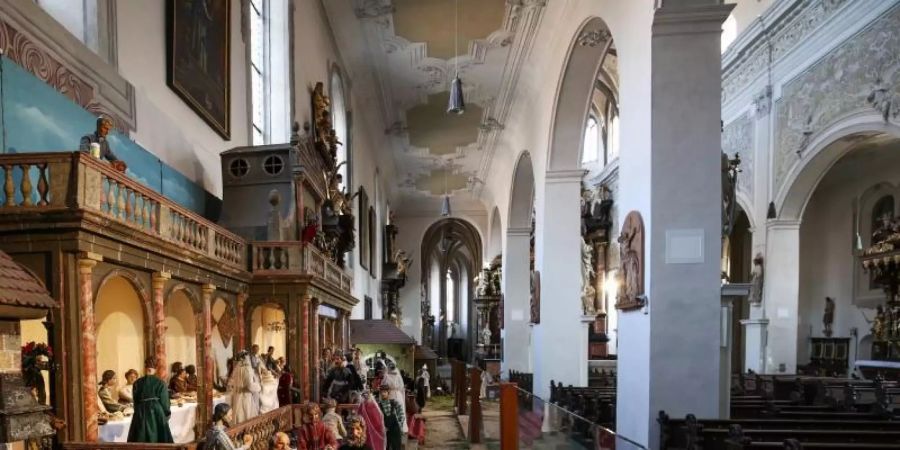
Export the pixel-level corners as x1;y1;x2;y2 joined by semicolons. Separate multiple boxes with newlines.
616;211;644;311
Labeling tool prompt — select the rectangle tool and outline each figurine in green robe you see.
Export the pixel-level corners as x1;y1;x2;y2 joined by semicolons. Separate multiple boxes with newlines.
127;356;174;443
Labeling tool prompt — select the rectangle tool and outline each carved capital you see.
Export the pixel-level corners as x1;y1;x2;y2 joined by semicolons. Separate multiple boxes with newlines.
77;252;102;273
201;283;216;298
151;271;171;289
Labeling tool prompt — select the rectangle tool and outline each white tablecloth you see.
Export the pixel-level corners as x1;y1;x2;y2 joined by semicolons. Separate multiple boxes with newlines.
99;397;227;443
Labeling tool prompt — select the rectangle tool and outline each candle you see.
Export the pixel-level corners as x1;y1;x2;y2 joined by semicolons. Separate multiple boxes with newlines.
90;143;101;159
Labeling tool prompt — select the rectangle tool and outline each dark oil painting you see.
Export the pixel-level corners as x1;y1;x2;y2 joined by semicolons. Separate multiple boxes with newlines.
167;0;231;139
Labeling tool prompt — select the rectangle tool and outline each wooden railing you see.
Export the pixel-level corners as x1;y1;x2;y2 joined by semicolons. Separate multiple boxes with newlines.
0;152;247;270
226;405;296;450
251;241;352;293
62;444;196;450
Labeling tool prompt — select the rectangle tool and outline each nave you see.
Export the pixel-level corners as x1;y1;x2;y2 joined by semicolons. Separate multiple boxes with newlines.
1;0;900;449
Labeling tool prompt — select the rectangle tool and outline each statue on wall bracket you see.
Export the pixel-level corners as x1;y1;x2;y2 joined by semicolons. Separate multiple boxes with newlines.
615;211;645;311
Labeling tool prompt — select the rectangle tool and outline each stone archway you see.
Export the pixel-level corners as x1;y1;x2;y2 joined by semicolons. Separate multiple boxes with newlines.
503;151;535;374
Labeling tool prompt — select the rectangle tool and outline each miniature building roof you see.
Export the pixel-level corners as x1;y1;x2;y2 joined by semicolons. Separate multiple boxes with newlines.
0;251;56;310
220;143;292;155
349;320;416;345
414;344;438;360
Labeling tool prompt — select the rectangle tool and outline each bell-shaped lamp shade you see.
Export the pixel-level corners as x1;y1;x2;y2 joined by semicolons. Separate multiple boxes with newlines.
447;76;465;114
441;194;452;217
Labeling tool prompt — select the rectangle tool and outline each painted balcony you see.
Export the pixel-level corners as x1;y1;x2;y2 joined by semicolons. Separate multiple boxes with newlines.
0;151;352;293
251;240;352;293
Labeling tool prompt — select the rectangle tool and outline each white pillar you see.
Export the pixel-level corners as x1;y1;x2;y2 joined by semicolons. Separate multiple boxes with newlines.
533;170;584;399
741;317;768;372
763;220;801;373
616;3;733;448
502;228;533;375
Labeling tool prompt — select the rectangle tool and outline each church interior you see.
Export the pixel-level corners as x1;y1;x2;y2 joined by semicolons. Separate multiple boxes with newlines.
0;0;899;449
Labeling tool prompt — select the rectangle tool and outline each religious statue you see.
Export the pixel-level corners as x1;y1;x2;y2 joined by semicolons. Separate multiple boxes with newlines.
874;305;887;341
476;267;491;297
581;238;596;314
722;152;741;237
617;211;645;310
394;249;412;278
530;270;541;324
823;297;835;337
80;116;127;172
582;184;614;236
748;253;764;305
480;326;492;345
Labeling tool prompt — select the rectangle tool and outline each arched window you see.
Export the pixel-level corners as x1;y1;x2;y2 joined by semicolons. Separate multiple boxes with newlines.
331;70;349;191
582;115;601;164
607;114;620;163
446;270;455;323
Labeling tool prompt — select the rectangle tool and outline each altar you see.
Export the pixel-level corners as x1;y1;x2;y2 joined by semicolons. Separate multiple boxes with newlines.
99;396;227;443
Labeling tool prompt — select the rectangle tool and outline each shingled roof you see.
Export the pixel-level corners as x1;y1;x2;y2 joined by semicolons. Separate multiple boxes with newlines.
0;251;57;310
349;320;415;345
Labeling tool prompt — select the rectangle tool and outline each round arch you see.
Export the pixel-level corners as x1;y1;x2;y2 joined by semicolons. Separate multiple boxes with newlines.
777;114;900;221
488;207;502;261
547;17;616;171
95;275;149;386
164;287;200;371
248;302;288;364
509;151;535;230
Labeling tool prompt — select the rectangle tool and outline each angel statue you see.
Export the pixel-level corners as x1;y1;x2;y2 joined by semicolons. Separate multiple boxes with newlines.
394;249;413;278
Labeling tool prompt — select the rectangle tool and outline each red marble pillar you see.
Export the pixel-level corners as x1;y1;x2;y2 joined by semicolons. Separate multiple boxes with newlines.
236;291;247;350
151;272;170;379
300;294;310;402
336;311;345;351
310;298;321;402
200;284;215;434
77;253;101;442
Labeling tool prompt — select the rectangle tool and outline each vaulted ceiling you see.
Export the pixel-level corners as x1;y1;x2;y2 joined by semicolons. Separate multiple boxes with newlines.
328;0;544;214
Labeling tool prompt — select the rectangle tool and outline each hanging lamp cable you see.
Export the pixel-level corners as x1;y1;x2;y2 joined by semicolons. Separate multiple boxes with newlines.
454;0;459;76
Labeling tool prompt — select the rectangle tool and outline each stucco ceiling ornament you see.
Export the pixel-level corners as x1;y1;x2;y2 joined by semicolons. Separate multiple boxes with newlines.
479;117;504;132
868;77;900;123
354;0;395;19
577;29;611;48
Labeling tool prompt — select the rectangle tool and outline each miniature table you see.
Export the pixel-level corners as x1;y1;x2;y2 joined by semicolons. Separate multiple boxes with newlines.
99;397;226;443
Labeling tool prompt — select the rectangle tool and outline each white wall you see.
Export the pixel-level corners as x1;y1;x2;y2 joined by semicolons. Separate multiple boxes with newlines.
116;0;249;197
799;143;900;367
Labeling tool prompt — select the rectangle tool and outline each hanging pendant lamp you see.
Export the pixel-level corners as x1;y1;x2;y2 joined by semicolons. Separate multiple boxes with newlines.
446;0;465;114
441;163;452;217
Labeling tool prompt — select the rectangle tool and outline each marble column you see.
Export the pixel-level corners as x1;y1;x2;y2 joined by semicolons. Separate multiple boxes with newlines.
151;271;170;379
617;4;733;448
237;291;248;350
310;298;321;401
77;252;102;442
761;220;801;373
502;227;532;375
300;294;310;401
200;284;215;435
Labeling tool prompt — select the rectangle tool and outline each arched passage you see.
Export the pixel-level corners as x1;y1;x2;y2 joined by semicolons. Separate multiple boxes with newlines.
250;303;288;365
503;151;535;374
165;288;199;373
765;124;900;375
419;218;482;359
95;276;148;387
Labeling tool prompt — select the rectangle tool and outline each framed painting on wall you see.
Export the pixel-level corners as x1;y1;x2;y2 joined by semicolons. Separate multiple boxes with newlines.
166;0;231;139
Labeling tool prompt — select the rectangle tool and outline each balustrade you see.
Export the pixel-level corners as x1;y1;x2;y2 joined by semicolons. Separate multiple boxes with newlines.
0;152;358;288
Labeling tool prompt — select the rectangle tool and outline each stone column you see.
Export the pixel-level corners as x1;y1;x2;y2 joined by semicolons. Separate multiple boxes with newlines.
741;318;769;373
310;298;321;401
502;227;532;374
300;294;310;401
200;284;215;434
762;220;801;373
533;170;584;398
621;4;733;447
77;252;102;442
237;291;248;350
151;271;170;378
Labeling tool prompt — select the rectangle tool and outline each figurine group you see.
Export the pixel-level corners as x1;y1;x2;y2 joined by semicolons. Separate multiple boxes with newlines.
871;304;900;342
867;213;900;254
80;116;128;172
475;259;502;297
